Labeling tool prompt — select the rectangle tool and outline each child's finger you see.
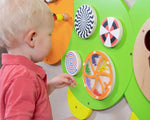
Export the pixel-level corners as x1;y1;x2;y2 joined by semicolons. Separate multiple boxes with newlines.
63;79;76;88
67;80;76;88
70;83;76;88
69;76;77;85
71;78;77;86
63;74;77;85
63;73;73;79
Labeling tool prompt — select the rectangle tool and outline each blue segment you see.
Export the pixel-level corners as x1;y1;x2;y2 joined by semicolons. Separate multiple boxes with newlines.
92;54;99;66
85;77;91;90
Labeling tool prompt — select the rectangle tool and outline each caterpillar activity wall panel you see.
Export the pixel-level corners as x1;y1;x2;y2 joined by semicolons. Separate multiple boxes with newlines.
62;0;133;113
60;0;150;119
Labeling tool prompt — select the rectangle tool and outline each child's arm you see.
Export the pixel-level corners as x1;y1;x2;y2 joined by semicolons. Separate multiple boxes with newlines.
47;74;77;95
4;75;37;120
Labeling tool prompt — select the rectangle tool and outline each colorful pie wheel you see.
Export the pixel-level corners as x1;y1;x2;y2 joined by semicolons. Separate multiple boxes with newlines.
74;4;97;39
100;17;123;47
65;51;81;76
83;51;115;100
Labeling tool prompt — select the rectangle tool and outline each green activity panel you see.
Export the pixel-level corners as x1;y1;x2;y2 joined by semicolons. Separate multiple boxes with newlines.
125;0;150;119
62;0;133;110
62;0;150;119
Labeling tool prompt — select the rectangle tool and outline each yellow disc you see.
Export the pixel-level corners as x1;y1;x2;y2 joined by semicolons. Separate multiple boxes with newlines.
130;112;139;120
67;89;92;120
56;14;63;21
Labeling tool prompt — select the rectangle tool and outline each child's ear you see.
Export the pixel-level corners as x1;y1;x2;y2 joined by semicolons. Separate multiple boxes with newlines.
25;30;37;48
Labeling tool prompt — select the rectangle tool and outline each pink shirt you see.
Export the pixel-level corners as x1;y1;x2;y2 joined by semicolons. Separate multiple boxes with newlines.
0;54;53;120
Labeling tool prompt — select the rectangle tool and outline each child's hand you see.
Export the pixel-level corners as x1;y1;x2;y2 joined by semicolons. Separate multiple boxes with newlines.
51;73;77;88
47;74;77;95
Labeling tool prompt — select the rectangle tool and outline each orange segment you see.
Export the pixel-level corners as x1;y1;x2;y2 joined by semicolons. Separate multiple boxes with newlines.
43;0;74;64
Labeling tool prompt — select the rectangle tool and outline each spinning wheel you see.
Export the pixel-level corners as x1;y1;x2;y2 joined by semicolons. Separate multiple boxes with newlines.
100;17;123;47
65;51;81;75
74;4;97;39
83;51;115;100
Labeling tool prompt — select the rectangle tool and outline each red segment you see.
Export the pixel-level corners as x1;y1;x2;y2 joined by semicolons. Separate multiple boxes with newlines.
53;13;57;21
105;25;109;31
110;33;113;39
93;89;101;96
105;33;108;39
110;25;114;31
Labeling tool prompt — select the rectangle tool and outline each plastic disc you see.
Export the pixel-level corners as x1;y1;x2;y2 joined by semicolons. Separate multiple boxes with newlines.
82;51;115;100
100;17;123;47
74;4;97;39
65;51;81;75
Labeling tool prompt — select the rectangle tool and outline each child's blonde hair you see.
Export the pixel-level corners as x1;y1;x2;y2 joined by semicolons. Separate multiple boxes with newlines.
0;0;53;48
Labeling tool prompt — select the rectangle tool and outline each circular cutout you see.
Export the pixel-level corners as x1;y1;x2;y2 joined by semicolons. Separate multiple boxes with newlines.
65;51;81;75
145;30;150;51
74;4;97;39
100;17;123;47
83;51;115;100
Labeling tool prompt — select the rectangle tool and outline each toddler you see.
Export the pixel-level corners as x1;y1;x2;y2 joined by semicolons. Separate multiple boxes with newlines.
0;0;76;120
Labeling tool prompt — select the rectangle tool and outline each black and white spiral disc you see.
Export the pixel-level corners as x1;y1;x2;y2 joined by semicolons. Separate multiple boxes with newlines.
75;4;97;39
